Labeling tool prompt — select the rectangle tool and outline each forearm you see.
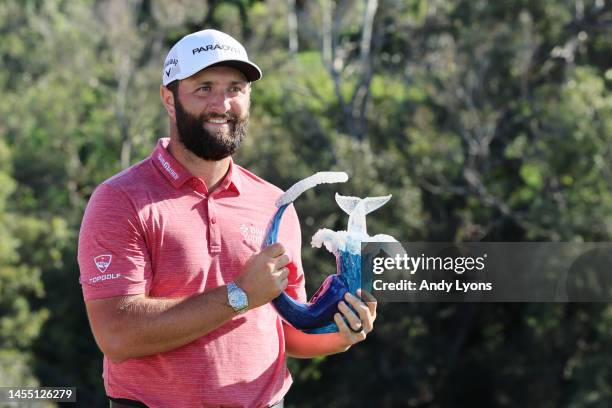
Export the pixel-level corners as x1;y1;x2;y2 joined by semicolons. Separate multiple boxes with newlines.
86;243;292;363
283;323;350;358
90;286;236;362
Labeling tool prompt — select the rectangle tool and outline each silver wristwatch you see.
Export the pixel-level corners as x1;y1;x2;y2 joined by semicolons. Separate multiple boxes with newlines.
227;282;248;314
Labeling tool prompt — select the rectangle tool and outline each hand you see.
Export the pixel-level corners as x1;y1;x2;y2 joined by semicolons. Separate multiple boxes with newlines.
236;243;291;309
334;289;377;348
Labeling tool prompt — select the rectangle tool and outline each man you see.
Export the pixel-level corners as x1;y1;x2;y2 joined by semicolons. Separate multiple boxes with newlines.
78;29;376;408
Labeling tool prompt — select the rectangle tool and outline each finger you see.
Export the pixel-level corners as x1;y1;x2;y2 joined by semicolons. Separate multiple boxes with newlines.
357;288;377;303
274;254;291;269
334;313;365;341
280;277;289;290
358;289;378;313
334;313;352;336
276;266;290;280
338;301;362;332
264;243;286;257
344;293;373;330
345;291;367;308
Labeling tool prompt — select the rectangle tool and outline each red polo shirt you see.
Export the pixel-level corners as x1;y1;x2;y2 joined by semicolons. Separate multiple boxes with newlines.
78;138;306;408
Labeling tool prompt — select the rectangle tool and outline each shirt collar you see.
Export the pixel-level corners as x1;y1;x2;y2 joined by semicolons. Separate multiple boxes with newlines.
218;157;242;195
151;138;242;195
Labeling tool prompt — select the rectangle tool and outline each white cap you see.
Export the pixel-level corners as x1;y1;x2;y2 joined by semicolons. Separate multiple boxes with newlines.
162;29;262;86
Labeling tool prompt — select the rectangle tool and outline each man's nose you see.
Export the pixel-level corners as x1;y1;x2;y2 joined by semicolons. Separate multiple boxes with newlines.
207;89;232;114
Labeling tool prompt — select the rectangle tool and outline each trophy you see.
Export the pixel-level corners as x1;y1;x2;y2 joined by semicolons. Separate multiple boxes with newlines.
263;172;396;333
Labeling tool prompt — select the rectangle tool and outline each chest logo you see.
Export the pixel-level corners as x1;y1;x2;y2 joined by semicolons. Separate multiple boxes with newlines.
94;254;112;273
239;224;265;245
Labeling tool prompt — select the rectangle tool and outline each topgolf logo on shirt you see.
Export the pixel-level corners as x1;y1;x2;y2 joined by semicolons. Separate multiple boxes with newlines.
94;254;112;273
90;254;121;284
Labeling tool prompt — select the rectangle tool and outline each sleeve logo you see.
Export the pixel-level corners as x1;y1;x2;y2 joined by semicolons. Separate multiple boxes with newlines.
94;254;112;273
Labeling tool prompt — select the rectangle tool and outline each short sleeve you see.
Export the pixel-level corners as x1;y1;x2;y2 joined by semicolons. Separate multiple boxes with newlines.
278;204;307;303
78;183;152;300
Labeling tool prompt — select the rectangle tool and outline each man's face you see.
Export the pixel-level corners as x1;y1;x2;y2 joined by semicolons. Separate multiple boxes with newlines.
172;66;251;161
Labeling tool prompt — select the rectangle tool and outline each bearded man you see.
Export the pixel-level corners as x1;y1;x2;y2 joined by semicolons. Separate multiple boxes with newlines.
78;29;376;408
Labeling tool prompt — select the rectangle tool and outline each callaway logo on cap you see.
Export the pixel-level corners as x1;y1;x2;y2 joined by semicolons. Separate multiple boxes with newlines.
162;29;262;86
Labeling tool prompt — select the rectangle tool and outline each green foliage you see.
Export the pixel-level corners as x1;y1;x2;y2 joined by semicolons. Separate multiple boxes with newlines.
0;142;49;390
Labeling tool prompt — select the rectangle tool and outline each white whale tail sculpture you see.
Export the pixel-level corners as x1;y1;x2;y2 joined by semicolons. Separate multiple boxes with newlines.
335;193;392;235
265;172;397;333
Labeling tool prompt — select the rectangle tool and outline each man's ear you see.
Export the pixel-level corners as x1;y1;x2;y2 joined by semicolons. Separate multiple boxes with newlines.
160;84;177;124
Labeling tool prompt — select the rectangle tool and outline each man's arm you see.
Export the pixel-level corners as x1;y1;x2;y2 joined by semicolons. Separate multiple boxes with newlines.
284;290;377;358
86;287;231;363
85;243;291;363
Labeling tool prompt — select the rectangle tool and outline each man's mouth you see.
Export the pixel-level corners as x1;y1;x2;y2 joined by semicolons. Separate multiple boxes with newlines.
207;118;229;124
203;114;236;129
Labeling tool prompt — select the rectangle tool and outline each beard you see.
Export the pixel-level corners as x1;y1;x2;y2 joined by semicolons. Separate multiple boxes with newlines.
174;98;248;161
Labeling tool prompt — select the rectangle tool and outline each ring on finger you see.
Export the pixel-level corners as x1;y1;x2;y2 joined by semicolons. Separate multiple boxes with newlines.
349;322;363;333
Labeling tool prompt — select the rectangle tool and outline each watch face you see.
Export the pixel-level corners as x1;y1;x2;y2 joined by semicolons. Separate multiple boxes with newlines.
229;291;245;305
228;284;248;311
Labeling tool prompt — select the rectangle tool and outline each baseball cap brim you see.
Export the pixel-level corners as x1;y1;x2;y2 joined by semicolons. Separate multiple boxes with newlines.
207;60;262;82
166;59;262;86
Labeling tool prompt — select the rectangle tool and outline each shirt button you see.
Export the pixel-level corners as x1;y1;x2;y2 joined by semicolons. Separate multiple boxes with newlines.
211;217;217;224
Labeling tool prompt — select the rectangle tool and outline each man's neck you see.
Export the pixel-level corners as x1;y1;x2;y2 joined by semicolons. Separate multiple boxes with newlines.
167;137;230;193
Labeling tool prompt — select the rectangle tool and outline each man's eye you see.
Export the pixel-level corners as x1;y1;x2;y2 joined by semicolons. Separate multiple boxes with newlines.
229;87;242;93
197;86;211;92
